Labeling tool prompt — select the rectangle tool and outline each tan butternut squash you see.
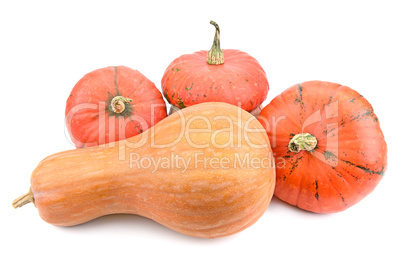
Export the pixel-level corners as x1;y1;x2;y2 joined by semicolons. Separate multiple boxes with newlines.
12;102;275;238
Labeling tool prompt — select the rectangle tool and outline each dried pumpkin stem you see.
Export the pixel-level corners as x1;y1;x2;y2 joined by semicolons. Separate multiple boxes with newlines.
110;96;132;114
12;188;34;208
289;133;317;153
207;20;224;65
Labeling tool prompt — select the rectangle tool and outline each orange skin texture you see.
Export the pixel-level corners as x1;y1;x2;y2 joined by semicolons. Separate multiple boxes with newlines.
257;81;387;213
31;102;275;238
161;49;269;111
65;66;167;148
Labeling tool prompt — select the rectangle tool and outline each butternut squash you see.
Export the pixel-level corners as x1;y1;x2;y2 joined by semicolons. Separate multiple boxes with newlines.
12;102;275;238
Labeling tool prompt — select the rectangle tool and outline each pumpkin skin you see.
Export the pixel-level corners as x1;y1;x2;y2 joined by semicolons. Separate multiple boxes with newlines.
65;66;167;148
14;102;275;238
161;22;269;112
257;81;387;213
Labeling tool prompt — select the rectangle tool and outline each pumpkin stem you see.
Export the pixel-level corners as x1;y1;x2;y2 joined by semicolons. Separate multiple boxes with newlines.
288;133;317;153
207;20;224;65
12;188;34;208
110;96;132;114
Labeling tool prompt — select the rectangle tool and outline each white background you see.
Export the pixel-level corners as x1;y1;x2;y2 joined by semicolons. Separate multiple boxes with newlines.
1;1;401;267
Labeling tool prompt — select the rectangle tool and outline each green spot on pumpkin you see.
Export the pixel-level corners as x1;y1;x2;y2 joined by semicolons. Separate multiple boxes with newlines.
341;159;385;176
185;83;193;90
176;68;180;72
323;151;337;160
164;91;171;103
294;84;306;110
295;84;303;104
350;108;377;123
314;180;319;201
177;97;186;109
323;127;336;136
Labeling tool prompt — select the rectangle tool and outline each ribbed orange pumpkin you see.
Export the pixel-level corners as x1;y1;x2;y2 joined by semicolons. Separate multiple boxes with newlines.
65;66;167;148
161;21;269;114
258;81;387;213
13;102;275;238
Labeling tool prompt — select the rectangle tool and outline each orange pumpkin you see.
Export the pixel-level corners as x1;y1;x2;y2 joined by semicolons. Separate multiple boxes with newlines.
65;66;167;148
13;102;275;238
258;81;387;213
161;21;269;113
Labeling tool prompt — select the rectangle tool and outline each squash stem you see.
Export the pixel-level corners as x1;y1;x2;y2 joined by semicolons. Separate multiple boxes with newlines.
289;133;317;153
207;21;224;65
110;96;132;114
12;188;34;208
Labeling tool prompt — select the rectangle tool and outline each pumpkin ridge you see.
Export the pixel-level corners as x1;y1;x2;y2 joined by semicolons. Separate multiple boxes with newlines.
327;144;383;177
339;159;385;176
294;155;310;209
311;157;357;212
280;154;304;182
295;84;306;112
341;107;378;126
72;116;101;147
329;166;357;191
328;166;366;208
268;95;300;129
313;144;385;176
322;83;344;108
328;166;359;202
323;148;384;187
310;83;344;135
127;75;147;98
335;88;364;112
335;132;385;143
310;109;328;142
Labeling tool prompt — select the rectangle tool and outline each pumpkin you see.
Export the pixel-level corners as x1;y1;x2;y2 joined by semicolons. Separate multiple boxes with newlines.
12;102;275;238
65;66;167;148
161;21;269;114
257;81;387;213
